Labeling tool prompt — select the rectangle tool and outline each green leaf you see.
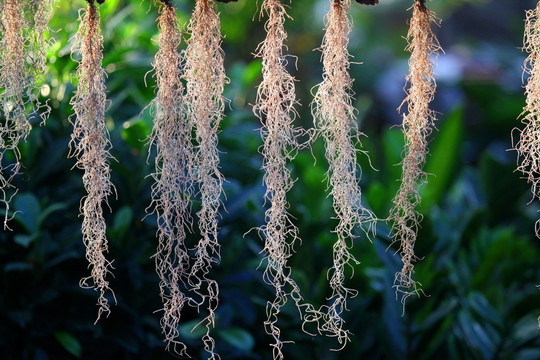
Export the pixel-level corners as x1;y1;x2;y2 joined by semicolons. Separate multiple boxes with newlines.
54;331;82;358
4;262;32;272
516;349;540;360
121;118;149;151
366;181;388;216
422;108;464;209
178;319;208;340
242;60;263;87
382;127;405;181
38;203;66;228
14;233;39;248
111;206;133;239
467;291;502;327
14;193;41;233
219;327;255;352
457;311;495;359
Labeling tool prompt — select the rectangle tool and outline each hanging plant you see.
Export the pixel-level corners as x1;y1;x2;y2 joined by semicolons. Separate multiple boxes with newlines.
389;0;441;304
68;0;115;322
253;0;319;358
147;0;193;354
0;0;54;228
310;0;376;349
183;0;226;358
515;2;540;239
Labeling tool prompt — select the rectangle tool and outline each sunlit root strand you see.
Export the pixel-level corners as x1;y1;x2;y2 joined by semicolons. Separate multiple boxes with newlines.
253;0;321;358
183;0;226;358
0;0;55;229
68;2;115;322
147;2;193;355
0;1;26;229
389;0;441;305
515;2;540;239
27;0;55;124
309;0;376;348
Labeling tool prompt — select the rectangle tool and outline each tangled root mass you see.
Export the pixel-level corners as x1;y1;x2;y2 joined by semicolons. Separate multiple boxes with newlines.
69;2;115;322
389;0;441;306
253;1;320;358
147;2;193;355
0;0;54;228
309;0;376;349
183;0;226;358
515;2;540;238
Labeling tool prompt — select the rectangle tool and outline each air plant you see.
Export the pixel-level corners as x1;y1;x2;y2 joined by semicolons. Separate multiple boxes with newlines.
515;2;540;239
68;0;115;322
183;0;226;358
389;0;441;305
147;0;193;354
0;0;54;228
253;0;319;358
310;0;376;349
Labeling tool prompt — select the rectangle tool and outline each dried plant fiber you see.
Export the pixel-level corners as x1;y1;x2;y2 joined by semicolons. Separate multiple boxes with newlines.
183;0;226;358
515;2;540;239
389;0;441;305
69;0;115;322
147;1;193;355
0;0;54;228
253;0;320;358
309;0;376;349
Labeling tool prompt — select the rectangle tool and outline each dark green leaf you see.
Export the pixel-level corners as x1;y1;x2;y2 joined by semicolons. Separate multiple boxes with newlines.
423;108;464;209
54;331;82;358
14;193;41;233
219;327;255;352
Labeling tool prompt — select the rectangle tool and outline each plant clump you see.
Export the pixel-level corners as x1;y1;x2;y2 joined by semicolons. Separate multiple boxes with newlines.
183;0;226;358
0;0;54;228
68;0;115;322
253;0;319;358
309;0;376;349
389;0;441;305
147;0;193;354
515;1;540;239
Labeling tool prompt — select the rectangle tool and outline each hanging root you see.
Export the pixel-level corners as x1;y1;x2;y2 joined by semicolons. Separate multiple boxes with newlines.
147;1;192;355
28;0;55;106
183;0;225;358
309;0;376;349
515;2;540;239
389;0;441;305
254;1;320;358
0;0;54;229
69;1;115;322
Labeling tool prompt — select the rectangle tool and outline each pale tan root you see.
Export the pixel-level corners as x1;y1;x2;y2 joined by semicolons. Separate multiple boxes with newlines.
69;2;115;322
389;0;441;305
309;0;376;349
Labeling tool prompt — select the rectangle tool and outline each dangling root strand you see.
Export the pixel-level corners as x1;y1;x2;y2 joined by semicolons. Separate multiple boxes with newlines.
309;0;376;349
147;1;193;355
389;0;441;305
184;0;226;358
69;2;116;322
254;1;320;358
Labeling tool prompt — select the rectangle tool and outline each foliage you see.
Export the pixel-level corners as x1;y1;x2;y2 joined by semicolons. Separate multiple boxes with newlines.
1;0;540;359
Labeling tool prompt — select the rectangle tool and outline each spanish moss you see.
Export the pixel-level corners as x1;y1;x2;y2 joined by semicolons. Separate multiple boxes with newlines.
69;0;115;322
183;0;226;358
389;0;441;305
147;1;192;354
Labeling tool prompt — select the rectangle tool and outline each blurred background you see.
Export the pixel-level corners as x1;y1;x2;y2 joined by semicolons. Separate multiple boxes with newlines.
1;0;540;358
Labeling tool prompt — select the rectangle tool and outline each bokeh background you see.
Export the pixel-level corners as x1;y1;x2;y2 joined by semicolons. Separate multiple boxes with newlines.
2;0;540;359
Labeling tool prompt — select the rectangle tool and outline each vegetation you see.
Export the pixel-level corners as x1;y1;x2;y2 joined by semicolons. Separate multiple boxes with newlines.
389;0;441;304
69;0;115;323
1;0;540;359
310;0;375;348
